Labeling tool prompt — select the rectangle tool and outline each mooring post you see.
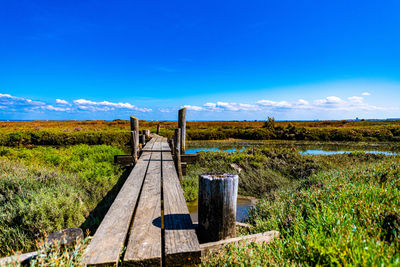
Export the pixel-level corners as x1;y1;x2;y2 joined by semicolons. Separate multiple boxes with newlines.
198;173;238;243
156;124;161;134
144;129;150;139
130;116;139;157
140;134;146;145
178;108;186;154
130;131;138;163
174;128;183;183
170;138;175;156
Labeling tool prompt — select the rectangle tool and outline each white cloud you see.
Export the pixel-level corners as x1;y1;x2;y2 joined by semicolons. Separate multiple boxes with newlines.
295;99;310;106
183;94;383;114
159;108;172;113
0;93;153;114
314;96;345;106
348;96;363;103
73;99;152;112
0;93;45;106
44;105;71;112
185;102;261;112
56;99;70;105
362;92;371;96
184;105;204;111
256;100;291;108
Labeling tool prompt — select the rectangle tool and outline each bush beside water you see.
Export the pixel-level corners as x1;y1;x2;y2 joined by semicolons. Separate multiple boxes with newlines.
182;148;386;201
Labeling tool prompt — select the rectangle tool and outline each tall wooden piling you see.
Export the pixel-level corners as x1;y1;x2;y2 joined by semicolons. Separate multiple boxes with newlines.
130;117;139;157
156;124;161;134
130;131;138;163
144;130;150;139
140;134;146;145
174;128;183;183
178;108;186;154
197;173;239;243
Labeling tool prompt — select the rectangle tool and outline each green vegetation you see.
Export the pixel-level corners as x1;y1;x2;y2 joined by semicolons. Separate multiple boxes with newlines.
202;156;400;265
1;119;400;147
0;145;124;257
4;237;89;266
1;127;399;265
182;148;387;201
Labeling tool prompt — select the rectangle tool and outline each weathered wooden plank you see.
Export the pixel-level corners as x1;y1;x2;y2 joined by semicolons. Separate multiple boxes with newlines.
123;140;162;266
114;155;134;166
181;154;198;164
161;140;201;266
83;137;157;266
200;230;279;257
0;251;39;265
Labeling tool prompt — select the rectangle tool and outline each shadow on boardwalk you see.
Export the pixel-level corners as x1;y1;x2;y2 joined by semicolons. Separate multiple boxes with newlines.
80;167;132;235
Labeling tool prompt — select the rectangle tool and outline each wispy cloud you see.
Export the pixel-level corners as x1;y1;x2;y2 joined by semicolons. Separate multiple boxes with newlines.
0;93;152;114
44;105;72;112
72;99;152;112
184;93;384;113
0;93;45;107
56;99;70;105
362;92;371;96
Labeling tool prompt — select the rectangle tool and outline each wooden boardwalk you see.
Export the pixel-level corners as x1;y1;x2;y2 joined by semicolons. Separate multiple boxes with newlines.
83;135;201;266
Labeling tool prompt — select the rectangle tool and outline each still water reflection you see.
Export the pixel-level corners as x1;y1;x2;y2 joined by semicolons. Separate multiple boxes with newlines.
187;196;256;223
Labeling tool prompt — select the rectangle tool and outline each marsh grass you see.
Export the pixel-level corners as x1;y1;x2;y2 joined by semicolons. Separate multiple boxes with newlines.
1;120;400;147
2;141;399;265
201;156;400;265
2;236;90;266
0;145;123;257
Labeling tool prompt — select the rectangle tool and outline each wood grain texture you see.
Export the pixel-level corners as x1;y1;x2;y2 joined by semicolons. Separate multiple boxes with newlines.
200;231;279;257
123;139;162;266
181;154;198;164
161;140;201;266
82;137;157;266
198;173;239;243
178;108;186;154
173;129;183;183
131;131;138;162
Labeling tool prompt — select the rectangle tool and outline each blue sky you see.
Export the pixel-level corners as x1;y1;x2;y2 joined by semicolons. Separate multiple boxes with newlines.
1;0;399;120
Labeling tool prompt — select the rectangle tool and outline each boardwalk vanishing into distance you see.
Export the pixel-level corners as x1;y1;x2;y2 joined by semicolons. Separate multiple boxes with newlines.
84;135;201;266
83;134;201;266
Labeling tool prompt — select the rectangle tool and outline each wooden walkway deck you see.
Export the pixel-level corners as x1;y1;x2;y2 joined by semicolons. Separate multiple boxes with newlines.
83;135;200;266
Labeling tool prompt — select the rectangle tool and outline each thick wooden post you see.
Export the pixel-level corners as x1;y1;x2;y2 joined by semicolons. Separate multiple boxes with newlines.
170;138;175;156
131;131;138;163
130;116;139;152
140;134;146;145
130;116;139;132
156;124;161;134
178;108;186;154
198;173;238;243
144;130;150;139
174;128;183;183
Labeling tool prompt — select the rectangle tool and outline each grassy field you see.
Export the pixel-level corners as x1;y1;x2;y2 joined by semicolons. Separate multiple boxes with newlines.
0;119;400;147
201;155;400;265
1;121;399;265
0;145;125;257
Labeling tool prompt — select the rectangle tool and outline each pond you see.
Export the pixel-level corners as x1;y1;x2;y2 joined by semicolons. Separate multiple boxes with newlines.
187;195;257;223
186;140;400;155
